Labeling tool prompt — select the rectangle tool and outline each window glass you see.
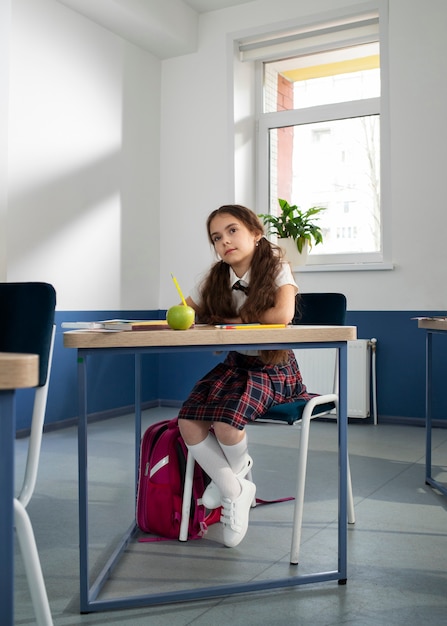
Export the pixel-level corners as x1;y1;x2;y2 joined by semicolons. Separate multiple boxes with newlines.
264;43;380;112
269;115;380;255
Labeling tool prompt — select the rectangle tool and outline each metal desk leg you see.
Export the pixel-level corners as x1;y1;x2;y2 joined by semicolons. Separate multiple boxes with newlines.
0;391;15;626
77;354;90;613
338;342;348;584
425;331;433;485
425;331;447;497
134;354;142;488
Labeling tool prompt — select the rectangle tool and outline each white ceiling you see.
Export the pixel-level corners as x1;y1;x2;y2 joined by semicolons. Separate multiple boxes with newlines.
57;0;256;59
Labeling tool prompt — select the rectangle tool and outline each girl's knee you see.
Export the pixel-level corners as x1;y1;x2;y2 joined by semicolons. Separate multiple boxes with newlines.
178;418;209;445
214;422;245;445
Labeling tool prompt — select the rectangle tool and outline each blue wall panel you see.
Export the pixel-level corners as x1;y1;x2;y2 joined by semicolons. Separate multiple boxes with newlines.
347;310;447;422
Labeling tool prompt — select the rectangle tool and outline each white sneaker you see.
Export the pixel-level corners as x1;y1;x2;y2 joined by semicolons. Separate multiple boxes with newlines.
202;456;253;510
220;478;256;548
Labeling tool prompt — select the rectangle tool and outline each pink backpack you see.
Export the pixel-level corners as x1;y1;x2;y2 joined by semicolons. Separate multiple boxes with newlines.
136;418;211;541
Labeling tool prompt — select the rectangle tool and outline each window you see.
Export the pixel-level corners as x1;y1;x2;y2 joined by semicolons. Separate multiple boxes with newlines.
237;3;390;269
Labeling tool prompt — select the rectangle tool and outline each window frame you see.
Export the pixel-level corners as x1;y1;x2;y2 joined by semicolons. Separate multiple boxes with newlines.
252;2;392;272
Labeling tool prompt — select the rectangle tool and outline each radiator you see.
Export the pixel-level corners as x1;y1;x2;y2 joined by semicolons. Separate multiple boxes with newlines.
294;339;373;419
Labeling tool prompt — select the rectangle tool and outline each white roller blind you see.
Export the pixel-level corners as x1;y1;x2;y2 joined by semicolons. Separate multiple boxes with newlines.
238;13;379;62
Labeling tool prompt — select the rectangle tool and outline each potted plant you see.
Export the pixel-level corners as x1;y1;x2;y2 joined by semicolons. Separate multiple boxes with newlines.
259;198;326;265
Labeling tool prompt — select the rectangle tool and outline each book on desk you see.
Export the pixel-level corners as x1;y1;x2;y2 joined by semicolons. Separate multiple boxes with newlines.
62;320;171;331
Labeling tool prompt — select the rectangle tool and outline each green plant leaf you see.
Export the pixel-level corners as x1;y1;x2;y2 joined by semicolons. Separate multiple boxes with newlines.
258;198;326;248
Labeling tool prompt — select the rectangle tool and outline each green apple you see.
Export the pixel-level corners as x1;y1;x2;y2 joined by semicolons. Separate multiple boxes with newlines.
166;305;195;330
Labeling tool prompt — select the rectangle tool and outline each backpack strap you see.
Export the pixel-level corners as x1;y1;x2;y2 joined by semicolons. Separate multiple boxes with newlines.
254;496;294;506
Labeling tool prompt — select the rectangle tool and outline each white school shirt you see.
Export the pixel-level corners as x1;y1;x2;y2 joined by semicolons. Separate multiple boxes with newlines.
190;263;298;354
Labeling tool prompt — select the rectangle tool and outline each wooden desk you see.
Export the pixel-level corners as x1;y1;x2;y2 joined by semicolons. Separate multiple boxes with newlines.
64;324;356;613
418;319;447;497
0;352;39;626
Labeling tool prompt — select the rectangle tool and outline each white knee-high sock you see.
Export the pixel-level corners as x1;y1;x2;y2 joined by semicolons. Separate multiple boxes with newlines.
187;433;241;500
219;432;250;475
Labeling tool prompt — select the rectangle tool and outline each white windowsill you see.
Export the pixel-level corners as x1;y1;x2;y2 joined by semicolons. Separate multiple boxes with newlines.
292;262;394;272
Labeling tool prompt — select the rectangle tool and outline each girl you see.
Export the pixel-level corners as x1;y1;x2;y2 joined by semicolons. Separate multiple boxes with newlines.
178;205;310;548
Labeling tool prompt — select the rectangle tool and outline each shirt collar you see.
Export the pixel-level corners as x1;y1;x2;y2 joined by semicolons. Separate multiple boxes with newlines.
229;267;250;289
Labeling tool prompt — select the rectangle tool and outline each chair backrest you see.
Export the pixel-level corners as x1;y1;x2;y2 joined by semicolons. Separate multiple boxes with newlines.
0;282;56;387
293;292;347;326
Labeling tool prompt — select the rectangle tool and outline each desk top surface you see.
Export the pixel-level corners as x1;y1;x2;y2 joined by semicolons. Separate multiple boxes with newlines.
0;352;39;390
63;324;357;349
418;318;447;331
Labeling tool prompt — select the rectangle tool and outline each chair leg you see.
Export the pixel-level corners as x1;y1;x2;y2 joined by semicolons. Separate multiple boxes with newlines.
335;395;355;525
290;395;355;564
290;452;355;563
18;326;55;509
179;450;195;541
290;406;312;565
14;499;53;626
347;458;355;524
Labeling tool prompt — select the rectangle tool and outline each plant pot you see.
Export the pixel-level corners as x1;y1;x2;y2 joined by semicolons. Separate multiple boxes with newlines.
279;238;309;267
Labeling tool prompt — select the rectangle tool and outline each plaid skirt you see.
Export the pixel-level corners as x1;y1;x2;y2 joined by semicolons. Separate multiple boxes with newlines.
178;350;311;430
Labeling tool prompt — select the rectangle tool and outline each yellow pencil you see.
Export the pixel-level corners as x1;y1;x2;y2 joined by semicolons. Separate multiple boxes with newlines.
215;324;286;330
171;273;187;307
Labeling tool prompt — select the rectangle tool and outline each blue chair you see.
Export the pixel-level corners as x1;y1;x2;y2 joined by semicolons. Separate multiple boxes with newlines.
0;282;56;626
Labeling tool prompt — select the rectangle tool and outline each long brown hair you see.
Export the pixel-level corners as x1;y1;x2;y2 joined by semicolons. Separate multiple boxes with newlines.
197;205;290;364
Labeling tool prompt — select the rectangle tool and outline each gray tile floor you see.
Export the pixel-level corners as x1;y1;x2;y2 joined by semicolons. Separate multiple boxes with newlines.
14;407;447;625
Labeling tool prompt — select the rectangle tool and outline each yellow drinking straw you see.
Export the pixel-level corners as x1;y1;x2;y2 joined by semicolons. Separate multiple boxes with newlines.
171;273;187;307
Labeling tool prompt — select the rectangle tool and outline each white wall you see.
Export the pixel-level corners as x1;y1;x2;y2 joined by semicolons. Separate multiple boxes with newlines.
7;0;161;310
159;0;447;311
0;1;11;280
5;0;447;312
